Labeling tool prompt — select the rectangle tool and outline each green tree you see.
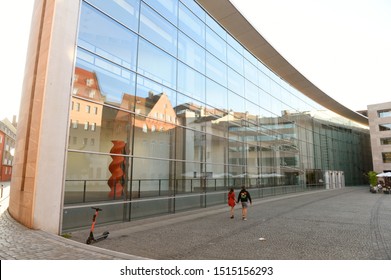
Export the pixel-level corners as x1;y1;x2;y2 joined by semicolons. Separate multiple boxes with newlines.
367;171;378;186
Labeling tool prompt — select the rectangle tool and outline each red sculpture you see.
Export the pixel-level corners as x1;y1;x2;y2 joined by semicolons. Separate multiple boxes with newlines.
107;140;125;198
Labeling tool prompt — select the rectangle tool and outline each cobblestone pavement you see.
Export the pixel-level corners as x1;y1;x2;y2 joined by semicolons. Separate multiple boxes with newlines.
1;186;391;260
70;187;391;260
0;211;145;259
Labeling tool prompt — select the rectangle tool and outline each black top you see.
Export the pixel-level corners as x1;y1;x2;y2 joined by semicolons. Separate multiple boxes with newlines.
237;189;252;203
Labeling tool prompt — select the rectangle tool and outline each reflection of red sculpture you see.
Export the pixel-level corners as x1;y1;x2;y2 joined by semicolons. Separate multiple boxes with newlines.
108;140;125;198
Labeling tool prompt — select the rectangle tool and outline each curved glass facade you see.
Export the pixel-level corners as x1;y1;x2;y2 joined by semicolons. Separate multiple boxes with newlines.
62;0;371;231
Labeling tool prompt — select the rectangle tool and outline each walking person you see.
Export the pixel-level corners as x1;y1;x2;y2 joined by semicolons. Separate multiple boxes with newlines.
227;188;236;219
237;186;252;220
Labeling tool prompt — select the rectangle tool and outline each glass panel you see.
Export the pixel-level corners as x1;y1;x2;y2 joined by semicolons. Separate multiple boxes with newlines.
79;3;138;71
68;104;134;154
135;76;177;116
245;80;258;103
175;126;205;163
227;68;244;96
227;45;244;75
228;91;245;115
206;78;227;112
132;115;176;159
227;33;243;56
86;0;140;32
178;31;205;74
246;101;260;119
177;62;206;102
178;3;205;47
74;49;136;106
62;204;125;231
65;152;129;203
244;59;258;85
180;0;206;22
176;92;205;122
130;199;172;219
206;13;226;40
206;27;226;63
243;48;258;67
204;134;228;165
140;3;177;56
131;158;174;195
206;53;227;87
137;38;177;88
259;71;271;94
143;0;178;25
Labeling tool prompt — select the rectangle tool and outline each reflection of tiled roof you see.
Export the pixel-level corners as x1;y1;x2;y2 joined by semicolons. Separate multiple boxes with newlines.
118;92;177;131
74;67;105;102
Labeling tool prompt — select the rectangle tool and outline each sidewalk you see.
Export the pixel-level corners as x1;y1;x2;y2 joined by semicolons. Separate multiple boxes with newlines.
0;181;10;215
0;180;145;260
1;186;391;260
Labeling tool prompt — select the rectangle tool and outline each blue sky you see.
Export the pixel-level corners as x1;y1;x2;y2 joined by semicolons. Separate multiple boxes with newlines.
1;0;390;122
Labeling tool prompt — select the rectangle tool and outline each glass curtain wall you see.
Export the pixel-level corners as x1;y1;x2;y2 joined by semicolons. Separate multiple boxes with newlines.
62;0;371;231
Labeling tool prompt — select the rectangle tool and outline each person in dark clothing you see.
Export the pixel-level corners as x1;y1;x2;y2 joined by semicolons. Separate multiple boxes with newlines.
237;186;252;220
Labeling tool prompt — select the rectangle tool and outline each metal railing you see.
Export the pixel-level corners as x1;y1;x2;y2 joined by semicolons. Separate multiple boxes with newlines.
61;178;325;231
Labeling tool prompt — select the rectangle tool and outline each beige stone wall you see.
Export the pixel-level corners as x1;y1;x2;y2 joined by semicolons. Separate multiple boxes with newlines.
9;0;80;234
368;101;391;173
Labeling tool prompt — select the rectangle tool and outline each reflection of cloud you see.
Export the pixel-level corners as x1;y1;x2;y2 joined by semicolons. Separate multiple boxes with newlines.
258;173;285;178
213;173;233;178
232;173;285;178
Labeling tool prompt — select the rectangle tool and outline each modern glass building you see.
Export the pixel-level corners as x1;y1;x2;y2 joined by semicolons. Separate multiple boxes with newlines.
9;0;372;234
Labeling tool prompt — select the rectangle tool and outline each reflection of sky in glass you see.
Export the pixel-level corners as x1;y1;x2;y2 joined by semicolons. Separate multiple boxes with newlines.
140;3;177;56
86;0;140;32
79;3;138;71
178;2;205;47
76;49;135;104
177;62;206;103
206;27;226;62
178;31;205;74
137;39;177;89
143;0;178;25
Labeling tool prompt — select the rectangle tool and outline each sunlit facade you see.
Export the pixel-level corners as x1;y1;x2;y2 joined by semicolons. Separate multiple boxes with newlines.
368;102;391;173
10;0;372;234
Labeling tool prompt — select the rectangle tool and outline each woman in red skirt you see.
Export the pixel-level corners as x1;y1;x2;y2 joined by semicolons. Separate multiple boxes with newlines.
228;188;236;219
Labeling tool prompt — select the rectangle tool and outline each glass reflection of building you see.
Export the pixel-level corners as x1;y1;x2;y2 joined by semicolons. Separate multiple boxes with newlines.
60;0;372;231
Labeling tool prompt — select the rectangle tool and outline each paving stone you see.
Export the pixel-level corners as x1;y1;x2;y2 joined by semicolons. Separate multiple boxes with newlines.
1;187;391;260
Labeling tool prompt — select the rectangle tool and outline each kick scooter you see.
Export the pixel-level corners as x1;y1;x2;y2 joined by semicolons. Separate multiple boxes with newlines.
86;207;109;244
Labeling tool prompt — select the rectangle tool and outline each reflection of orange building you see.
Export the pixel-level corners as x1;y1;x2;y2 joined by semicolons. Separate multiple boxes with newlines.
135;92;177;132
69;68;104;152
68;67;179;191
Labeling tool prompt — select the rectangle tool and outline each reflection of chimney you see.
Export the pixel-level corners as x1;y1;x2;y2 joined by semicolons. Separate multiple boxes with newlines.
148;91;154;99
